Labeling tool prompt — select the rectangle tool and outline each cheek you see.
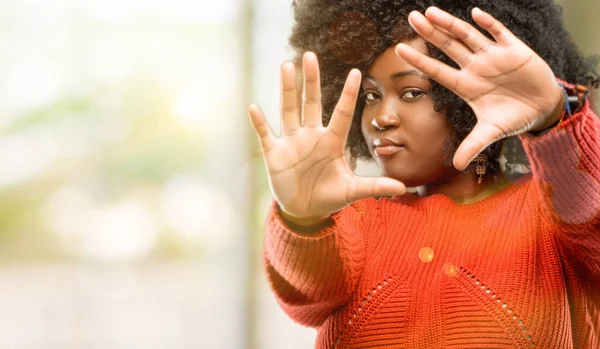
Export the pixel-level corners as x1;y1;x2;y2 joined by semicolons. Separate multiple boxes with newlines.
419;104;451;134
410;113;454;157
426;122;457;166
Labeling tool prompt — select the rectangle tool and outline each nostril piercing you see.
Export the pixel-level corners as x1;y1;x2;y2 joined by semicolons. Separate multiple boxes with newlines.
371;119;384;131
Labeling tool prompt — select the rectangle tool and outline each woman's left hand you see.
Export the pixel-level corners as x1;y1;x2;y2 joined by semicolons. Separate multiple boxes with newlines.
395;6;564;171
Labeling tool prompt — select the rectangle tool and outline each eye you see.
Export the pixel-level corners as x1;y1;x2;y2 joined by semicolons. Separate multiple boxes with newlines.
362;91;381;105
401;89;425;101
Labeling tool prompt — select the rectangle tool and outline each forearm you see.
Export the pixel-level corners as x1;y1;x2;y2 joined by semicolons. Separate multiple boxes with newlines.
520;101;600;281
520;100;600;223
263;200;369;326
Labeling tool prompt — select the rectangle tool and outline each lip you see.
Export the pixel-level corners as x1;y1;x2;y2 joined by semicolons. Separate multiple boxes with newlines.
374;137;404;148
374;145;404;157
373;137;405;157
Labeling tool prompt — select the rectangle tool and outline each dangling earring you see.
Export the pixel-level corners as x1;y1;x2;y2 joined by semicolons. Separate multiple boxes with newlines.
475;153;487;184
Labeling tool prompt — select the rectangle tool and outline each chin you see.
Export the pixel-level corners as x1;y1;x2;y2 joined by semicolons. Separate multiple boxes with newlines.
379;166;427;188
380;162;453;188
397;177;429;189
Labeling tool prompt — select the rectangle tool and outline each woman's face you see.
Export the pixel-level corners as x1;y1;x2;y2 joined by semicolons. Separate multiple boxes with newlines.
360;39;459;187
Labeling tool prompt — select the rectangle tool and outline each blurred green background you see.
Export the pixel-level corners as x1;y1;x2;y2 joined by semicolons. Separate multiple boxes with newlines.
0;0;596;348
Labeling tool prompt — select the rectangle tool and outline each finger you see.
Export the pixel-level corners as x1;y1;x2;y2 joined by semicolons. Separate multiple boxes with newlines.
347;176;406;204
423;7;491;54
452;122;507;171
471;7;519;47
395;43;461;93
280;61;300;136
302;52;323;128
328;69;361;140
407;11;473;67
248;103;277;154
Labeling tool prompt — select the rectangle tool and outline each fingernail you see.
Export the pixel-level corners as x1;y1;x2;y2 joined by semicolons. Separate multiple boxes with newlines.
426;6;440;14
407;12;419;28
395;43;407;55
303;51;315;61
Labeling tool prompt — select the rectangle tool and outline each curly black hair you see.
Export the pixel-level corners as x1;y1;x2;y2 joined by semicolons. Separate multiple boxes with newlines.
288;0;598;180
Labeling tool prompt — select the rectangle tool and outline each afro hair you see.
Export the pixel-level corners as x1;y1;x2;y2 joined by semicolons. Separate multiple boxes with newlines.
288;0;598;179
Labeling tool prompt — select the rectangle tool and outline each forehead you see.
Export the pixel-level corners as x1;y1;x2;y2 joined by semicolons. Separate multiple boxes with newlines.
366;38;428;80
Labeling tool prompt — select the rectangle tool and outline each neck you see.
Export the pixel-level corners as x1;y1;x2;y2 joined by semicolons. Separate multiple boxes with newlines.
416;171;512;205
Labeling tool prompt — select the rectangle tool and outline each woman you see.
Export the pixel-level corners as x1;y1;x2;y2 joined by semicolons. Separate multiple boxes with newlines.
248;0;600;347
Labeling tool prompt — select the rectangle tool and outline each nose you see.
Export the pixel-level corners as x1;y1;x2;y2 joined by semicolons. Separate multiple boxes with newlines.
372;102;400;131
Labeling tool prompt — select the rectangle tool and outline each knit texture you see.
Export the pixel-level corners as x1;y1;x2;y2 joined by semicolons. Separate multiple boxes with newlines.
263;101;600;348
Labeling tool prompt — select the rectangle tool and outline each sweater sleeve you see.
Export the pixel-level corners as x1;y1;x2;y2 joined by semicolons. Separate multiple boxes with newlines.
263;198;376;327
519;97;600;285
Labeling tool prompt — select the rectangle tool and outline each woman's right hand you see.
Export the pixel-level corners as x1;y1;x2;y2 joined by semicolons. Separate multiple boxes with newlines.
248;52;406;224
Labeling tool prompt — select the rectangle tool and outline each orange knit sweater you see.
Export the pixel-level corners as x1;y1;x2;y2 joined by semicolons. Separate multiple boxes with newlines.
263;102;600;348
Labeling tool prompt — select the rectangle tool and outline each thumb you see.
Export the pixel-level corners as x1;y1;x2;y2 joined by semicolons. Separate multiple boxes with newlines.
348;176;406;203
453;122;505;171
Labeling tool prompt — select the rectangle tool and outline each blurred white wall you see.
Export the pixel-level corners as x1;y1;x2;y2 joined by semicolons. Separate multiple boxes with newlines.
0;0;249;348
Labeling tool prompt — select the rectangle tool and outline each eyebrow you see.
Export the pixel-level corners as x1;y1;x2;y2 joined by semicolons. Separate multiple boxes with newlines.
390;70;428;81
363;70;428;83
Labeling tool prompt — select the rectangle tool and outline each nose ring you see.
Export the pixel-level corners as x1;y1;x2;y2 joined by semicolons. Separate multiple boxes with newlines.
371;118;384;131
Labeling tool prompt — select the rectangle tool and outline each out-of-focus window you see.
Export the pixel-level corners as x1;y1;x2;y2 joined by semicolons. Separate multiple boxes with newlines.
0;0;248;348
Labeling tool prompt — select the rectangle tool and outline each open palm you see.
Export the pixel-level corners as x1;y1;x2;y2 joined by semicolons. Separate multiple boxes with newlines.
249;53;405;222
396;7;563;171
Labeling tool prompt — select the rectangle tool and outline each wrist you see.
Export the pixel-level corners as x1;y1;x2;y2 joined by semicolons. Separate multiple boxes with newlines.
528;81;590;136
280;209;331;227
530;84;565;133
